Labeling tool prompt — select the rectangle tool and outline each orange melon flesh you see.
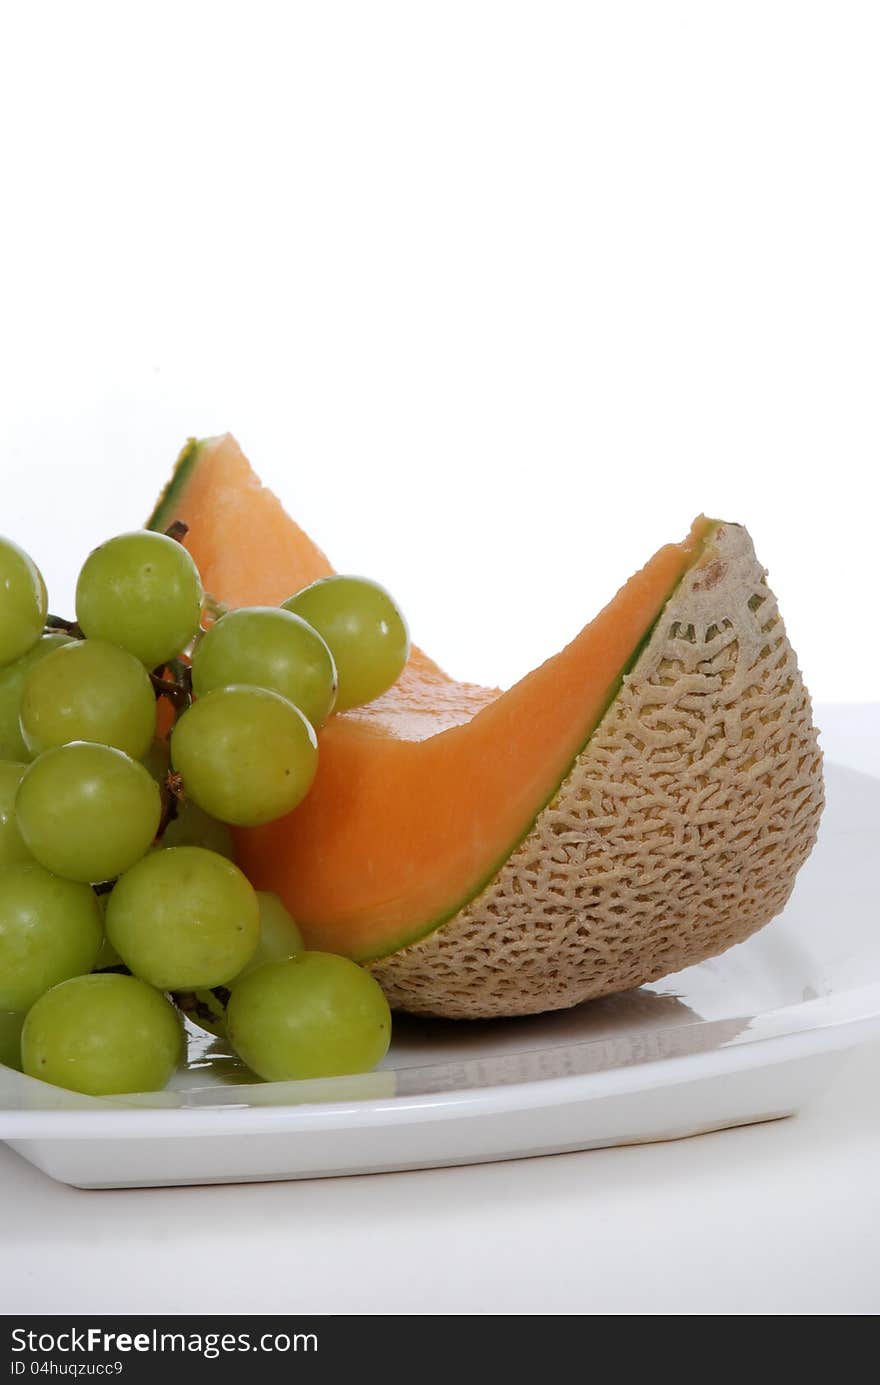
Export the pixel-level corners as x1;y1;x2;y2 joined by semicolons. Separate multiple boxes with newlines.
150;436;711;961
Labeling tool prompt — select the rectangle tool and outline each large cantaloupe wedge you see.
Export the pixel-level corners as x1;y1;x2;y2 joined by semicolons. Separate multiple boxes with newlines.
150;436;824;1019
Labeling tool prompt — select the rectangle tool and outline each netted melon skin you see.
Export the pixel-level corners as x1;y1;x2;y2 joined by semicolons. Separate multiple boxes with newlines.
369;524;824;1020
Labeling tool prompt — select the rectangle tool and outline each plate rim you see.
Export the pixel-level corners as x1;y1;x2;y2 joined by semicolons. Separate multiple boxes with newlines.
2;758;878;1143
2;1004;879;1141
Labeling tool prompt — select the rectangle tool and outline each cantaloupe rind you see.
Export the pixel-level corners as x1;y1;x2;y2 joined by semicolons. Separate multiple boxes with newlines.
147;438;823;1021
368;521;824;1018
149;438;202;534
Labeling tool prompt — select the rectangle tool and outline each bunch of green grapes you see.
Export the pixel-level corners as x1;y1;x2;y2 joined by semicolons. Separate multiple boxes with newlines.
0;528;402;1096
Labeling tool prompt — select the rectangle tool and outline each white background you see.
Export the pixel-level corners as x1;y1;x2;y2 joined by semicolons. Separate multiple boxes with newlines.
1;3;878;699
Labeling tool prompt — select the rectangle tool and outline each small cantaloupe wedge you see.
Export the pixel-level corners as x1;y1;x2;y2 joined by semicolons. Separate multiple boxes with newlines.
150;437;823;1019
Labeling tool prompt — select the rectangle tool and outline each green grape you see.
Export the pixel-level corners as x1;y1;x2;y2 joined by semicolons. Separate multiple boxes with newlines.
173;889;303;1035
0;634;74;760
226;952;392;1082
16;742;161;883
20;638;157;759
92;920;125;972
283;575;410;711
106;846;259;990
171;685;318;827
192;605;337;729
0;537;48;668
245;891;304;973
0;1011;25;1072
20;973;183;1096
0;760;31;864
0;861;102;1011
75;530;203;669
161;800;235;860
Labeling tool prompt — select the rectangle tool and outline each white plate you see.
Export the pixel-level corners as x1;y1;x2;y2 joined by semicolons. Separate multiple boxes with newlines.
1;761;878;1189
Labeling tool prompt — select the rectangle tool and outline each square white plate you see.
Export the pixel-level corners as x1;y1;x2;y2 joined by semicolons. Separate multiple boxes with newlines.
1;762;878;1189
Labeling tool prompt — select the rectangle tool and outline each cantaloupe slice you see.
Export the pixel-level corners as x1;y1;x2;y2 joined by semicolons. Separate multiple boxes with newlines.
150;436;824;1019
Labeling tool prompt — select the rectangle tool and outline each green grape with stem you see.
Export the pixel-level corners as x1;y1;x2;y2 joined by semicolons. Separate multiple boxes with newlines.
141;737;235;859
75;530;203;669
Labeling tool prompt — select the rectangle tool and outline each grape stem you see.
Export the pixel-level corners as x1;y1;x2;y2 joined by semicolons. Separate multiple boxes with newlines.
165;657;193;692
201;592;229;627
156;769;186;841
45;613;84;638
151;658;193;713
164;520;190;544
150;671;190;710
